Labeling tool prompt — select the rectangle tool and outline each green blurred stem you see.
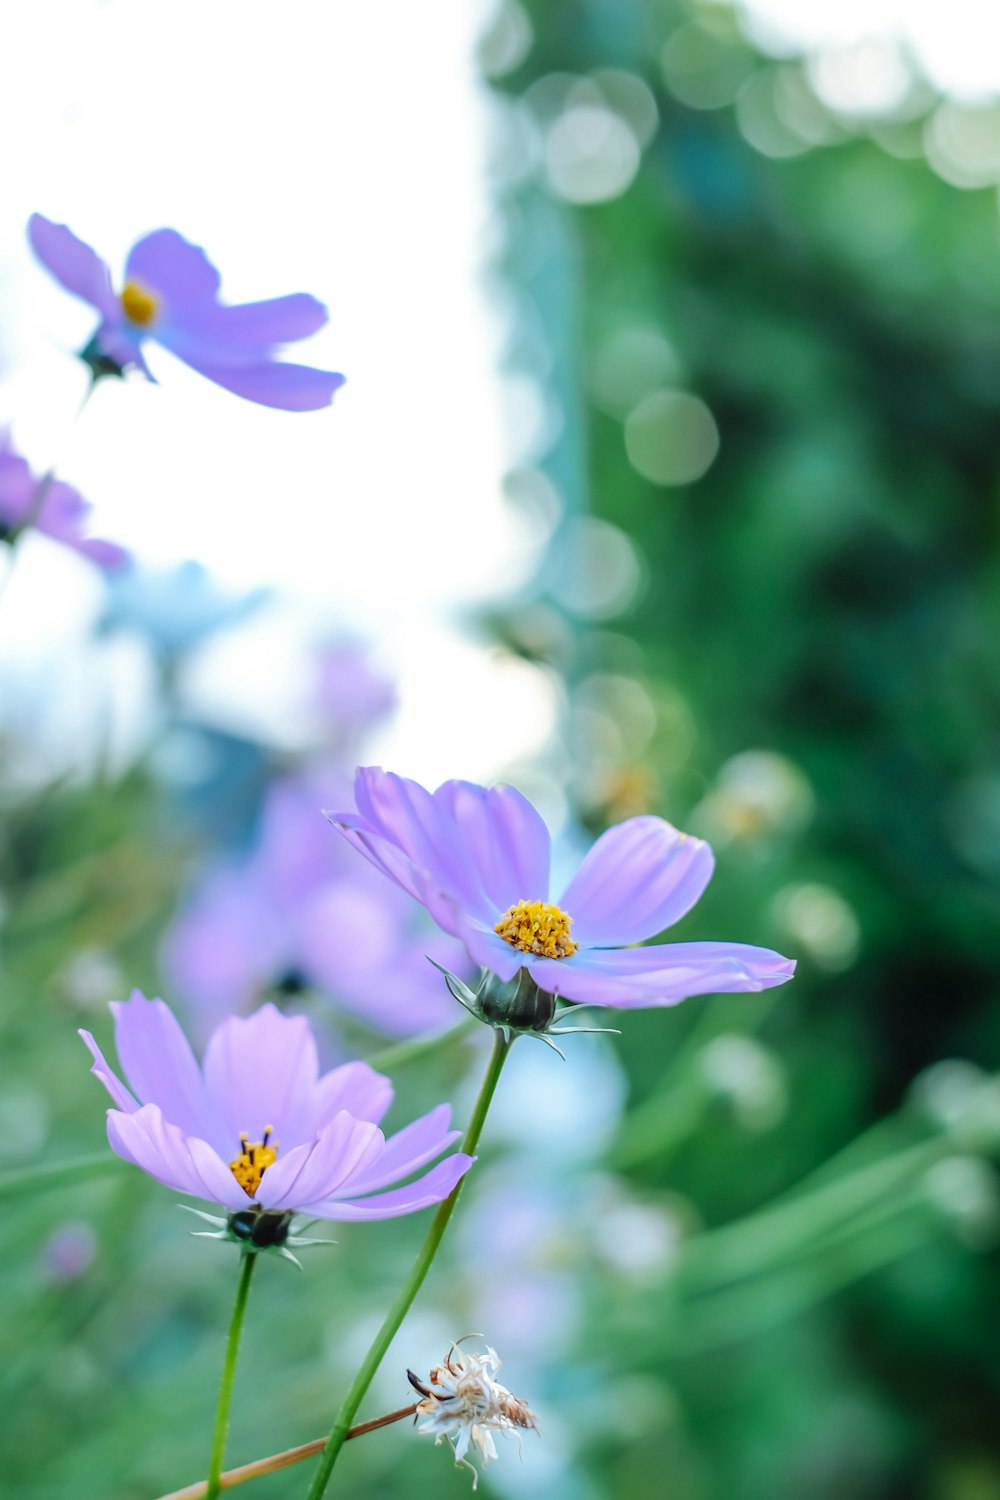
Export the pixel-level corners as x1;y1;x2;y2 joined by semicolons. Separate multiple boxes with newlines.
0;1152;119;1201
366;1016;473;1073
303;1028;513;1500
206;1253;258;1500
676;1138;941;1292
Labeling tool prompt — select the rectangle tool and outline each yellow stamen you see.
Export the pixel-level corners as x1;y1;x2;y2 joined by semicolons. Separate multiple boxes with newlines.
495;899;577;960
120;280;159;327
229;1125;278;1199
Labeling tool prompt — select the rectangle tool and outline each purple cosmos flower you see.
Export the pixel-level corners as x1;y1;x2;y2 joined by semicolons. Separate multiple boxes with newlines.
327;768;796;1014
28;214;344;411
80;992;472;1245
0;430;126;568
163;772;463;1037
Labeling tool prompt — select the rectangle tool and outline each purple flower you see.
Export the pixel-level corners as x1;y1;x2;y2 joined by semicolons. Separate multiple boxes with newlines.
80;993;472;1227
328;769;796;1011
163;773;464;1036
0;430;126;568
28;214;344;411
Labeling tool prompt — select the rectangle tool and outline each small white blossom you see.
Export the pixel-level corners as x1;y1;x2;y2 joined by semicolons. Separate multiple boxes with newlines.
409;1340;538;1489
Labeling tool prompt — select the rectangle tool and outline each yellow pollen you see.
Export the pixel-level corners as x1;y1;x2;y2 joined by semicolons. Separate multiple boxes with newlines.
120;280;159;327
495;899;577;960
229;1126;278;1199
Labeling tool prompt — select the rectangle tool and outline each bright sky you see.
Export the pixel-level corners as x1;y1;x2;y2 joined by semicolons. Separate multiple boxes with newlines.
0;0;559;785
2;1;996;788
740;0;1000;98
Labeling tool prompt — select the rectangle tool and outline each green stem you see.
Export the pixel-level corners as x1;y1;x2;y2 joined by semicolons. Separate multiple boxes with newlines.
206;1253;258;1500
366;1016;472;1073
304;1028;513;1499
0;1152;120;1201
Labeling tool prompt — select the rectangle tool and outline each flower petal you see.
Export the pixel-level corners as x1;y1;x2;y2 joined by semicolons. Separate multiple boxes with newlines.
108;990;214;1140
329;813;432;909
79;1029;137;1114
202;1004;320;1151
453;913;525;982
436;780;552;913
351;769;489;917
560;817;715;946
106;1103;246;1208
343;1105;461;1196
125;229;221;305
27;214;115;317
164;353;344;411
306;1153;474;1220
256;1112;384;1210
312;1061;394;1129
346;769;552;924
167;294;329;359
527;941;796;1008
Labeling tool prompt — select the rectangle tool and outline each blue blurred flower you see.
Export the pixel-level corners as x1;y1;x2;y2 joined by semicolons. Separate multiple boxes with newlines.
99;560;268;659
28;215;344;411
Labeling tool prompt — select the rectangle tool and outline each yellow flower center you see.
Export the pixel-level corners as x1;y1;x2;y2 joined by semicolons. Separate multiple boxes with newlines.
120;280;159;327
494;899;577;960
229;1127;278;1199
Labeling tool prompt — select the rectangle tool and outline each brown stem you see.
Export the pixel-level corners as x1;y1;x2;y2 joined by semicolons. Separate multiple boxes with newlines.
155;1404;418;1500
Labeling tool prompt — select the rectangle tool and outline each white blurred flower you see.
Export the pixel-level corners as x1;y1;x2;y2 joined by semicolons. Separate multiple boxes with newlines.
694;750;814;845
409;1340;538;1489
700;1034;788;1131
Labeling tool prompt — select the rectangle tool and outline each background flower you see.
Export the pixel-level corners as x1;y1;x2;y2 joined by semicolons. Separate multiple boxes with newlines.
28;215;344;410
0;430;126;568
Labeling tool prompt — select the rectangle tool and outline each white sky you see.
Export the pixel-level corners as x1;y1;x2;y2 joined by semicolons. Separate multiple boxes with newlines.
0;0;560;785
1;1;996;788
740;0;1000;99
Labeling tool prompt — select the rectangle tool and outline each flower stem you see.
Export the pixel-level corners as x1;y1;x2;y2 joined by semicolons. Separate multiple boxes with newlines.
156;1405;418;1500
206;1252;258;1500
303;1028;513;1499
366;1016;472;1073
0;1152;120;1201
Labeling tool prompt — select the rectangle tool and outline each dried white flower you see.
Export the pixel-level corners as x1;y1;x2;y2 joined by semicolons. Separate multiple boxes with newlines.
408;1338;538;1488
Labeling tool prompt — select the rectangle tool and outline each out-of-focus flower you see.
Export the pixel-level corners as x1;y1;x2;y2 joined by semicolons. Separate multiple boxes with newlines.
327;769;795;1023
80;993;472;1255
28;215;344;411
163;773;464;1036
409;1340;538;1488
693;750;814;846
313;640;397;749
43;1222;98;1282
99;560;269;660
0;430;126;568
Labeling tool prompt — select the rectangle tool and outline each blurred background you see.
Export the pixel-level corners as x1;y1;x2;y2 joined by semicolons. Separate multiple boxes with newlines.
3;1;1000;1497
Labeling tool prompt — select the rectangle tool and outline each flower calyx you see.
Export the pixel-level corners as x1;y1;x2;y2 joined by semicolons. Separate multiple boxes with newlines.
178;1205;335;1267
428;960;620;1058
78;334;127;386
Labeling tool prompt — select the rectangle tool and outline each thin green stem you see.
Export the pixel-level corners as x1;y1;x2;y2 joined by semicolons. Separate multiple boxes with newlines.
303;1028;513;1499
206;1253;258;1500
0;1152;120;1201
366;1016;472;1073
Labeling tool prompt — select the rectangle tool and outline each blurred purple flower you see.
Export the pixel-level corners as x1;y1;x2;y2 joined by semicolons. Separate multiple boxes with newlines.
28;215;344;411
43;1222;98;1282
0;430;126;568
328;769;796;1010
314;640;397;749
163;773;464;1036
80;992;472;1220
